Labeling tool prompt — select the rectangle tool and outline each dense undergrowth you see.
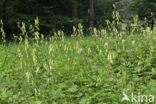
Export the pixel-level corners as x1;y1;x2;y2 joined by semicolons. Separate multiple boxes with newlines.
0;17;156;104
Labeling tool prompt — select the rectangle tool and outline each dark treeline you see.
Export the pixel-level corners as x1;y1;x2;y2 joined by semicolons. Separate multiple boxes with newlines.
0;0;156;38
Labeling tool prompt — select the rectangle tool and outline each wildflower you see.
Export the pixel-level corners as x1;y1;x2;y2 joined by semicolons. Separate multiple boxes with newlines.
78;48;82;54
35;67;40;74
108;53;113;64
32;49;37;65
99;50;102;55
88;48;91;54
104;43;108;48
93;28;97;36
132;40;135;45
26;72;30;82
122;39;125;44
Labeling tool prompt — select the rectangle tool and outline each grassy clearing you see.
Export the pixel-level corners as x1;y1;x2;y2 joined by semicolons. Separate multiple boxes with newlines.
0;30;156;103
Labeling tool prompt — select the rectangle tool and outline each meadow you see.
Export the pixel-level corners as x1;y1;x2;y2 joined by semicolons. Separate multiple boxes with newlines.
0;20;156;104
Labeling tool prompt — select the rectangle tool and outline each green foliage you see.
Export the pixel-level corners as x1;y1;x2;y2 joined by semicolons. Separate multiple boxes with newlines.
94;0;120;28
0;0;122;36
130;0;156;18
0;0;83;35
0;18;156;103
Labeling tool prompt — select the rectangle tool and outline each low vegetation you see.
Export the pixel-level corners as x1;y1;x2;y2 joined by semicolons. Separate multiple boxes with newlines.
0;18;156;103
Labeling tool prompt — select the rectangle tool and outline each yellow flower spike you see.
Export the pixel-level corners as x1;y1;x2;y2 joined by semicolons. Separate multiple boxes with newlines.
26;72;30;82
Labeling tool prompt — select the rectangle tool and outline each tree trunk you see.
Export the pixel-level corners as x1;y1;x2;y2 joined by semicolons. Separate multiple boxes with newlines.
72;0;78;28
89;0;94;30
